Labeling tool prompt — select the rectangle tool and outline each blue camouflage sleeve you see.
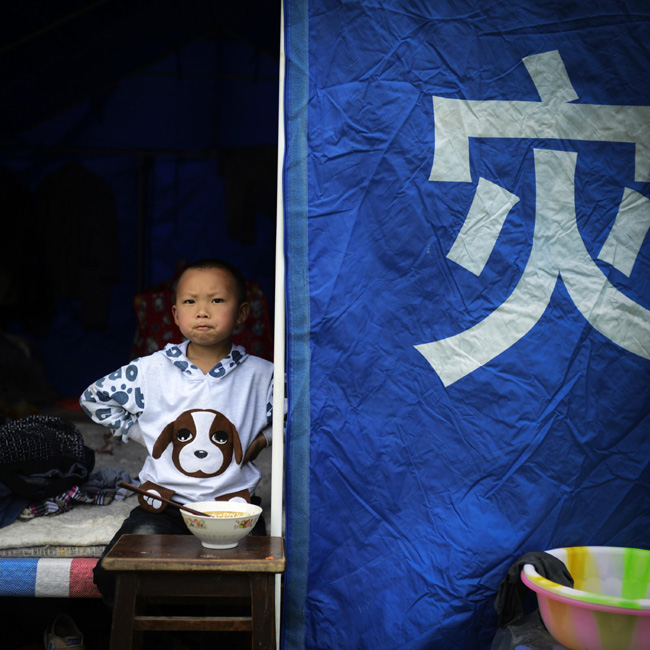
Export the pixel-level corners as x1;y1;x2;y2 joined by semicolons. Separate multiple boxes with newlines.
79;358;146;442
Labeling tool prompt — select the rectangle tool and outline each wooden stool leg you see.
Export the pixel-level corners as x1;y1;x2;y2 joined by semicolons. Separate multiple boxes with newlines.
110;573;138;650
249;574;275;650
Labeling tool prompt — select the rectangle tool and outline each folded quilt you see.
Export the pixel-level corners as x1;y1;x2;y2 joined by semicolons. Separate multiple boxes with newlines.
0;496;135;551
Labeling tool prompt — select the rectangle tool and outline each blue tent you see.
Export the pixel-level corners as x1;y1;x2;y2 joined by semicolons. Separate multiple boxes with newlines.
282;1;650;648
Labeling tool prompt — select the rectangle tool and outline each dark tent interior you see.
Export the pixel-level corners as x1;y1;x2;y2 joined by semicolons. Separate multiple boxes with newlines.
0;1;281;414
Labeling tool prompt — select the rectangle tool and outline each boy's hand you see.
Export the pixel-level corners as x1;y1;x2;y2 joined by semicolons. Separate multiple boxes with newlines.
243;432;267;465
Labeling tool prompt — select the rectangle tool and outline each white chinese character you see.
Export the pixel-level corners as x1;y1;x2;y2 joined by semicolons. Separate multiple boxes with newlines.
416;51;650;386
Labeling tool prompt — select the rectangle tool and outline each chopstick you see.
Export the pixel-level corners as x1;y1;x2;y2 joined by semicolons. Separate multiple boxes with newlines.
118;481;209;518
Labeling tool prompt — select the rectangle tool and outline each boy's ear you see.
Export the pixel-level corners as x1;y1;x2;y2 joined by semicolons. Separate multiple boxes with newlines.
172;304;179;326
237;301;250;325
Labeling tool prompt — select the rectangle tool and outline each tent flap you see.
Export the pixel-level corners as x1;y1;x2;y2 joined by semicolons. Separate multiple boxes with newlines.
283;1;650;648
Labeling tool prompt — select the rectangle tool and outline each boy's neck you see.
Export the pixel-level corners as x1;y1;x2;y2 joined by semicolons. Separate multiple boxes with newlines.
185;341;232;374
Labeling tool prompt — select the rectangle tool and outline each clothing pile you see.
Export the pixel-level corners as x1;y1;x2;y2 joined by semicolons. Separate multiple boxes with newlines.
0;415;129;528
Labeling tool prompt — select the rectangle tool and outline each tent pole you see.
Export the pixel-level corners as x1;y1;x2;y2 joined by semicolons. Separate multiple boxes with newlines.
271;1;287;648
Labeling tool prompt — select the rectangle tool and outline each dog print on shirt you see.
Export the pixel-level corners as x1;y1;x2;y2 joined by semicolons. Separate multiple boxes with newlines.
153;408;243;478
137;409;250;512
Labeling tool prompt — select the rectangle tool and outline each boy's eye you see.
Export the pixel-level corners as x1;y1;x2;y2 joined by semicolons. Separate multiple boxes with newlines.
212;298;224;303
183;299;195;304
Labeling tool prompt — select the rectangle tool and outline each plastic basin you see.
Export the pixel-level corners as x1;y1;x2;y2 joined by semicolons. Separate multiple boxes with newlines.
521;546;650;650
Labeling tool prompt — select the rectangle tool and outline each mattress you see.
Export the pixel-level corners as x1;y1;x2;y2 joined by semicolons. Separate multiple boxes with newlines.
0;557;100;597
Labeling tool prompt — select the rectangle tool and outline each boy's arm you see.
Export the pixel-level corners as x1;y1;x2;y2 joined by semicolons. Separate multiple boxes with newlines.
79;360;146;442
243;370;275;465
243;431;268;465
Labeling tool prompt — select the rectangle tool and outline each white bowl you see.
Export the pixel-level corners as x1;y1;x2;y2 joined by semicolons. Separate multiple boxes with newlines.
181;500;262;549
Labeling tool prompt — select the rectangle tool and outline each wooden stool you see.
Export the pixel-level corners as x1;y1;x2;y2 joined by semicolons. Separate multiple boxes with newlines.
102;534;285;650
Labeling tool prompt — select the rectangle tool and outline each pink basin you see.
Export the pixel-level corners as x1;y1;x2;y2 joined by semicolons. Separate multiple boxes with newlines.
521;546;650;650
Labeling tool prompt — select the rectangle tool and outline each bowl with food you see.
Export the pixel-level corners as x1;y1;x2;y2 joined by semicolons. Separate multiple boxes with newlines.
181;500;262;549
521;546;650;650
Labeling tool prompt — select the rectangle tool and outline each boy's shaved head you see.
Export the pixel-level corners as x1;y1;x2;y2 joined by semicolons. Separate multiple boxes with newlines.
173;259;247;305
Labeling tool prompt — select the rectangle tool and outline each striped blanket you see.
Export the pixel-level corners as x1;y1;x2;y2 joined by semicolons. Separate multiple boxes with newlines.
0;557;100;598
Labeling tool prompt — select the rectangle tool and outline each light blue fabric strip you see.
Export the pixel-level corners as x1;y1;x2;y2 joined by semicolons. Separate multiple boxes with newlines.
282;0;310;648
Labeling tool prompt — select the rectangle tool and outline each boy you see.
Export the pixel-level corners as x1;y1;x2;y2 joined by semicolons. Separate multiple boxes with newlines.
80;258;273;604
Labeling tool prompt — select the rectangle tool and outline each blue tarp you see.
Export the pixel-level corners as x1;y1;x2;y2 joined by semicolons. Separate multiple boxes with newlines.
282;2;650;648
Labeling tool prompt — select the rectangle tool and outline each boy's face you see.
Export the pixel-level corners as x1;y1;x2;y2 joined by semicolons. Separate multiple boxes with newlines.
172;267;249;352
